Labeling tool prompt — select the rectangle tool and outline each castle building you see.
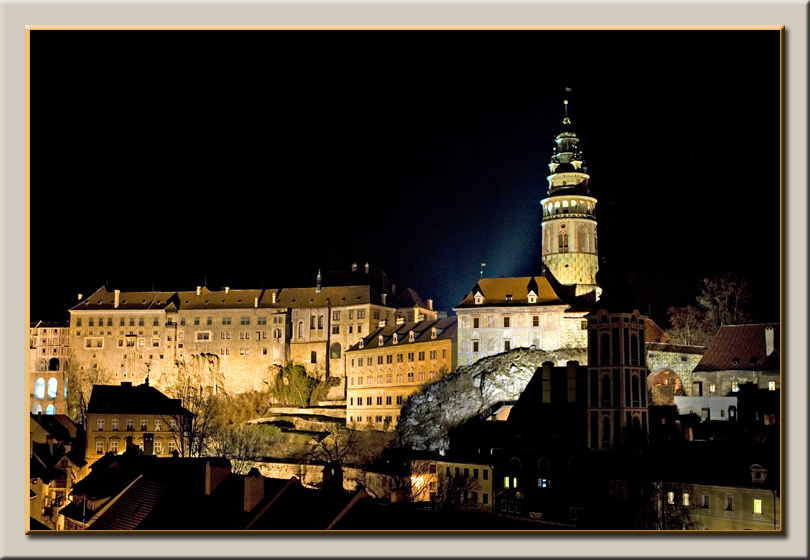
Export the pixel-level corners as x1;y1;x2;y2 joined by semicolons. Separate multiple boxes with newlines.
453;277;581;367
67;266;436;397
345;316;456;431
30;321;70;415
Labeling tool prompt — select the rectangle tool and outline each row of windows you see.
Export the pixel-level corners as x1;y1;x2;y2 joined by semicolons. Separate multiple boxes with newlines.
349;395;405;406
331;310;367;321
35;358;61;372
75;316;284;328
348;415;396;424
185;330;284;342
33;377;64;400
350;370;439;385
442;466;490;481
461;340;512;353
353;349;444;367
94;438;176;455
298;322;363;338
95;418;177;432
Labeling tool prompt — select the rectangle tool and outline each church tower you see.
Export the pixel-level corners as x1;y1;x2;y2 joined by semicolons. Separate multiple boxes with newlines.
540;93;600;299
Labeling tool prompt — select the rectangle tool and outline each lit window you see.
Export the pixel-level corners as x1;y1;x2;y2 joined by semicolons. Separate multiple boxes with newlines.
768;381;776;391
111;419;119;431
667;492;675;505
126;419;134;430
538;478;550;488
731;382;739;392
168;441;176;454
504;476;510;488
96;441;105;454
154;420;162;432
140;420;148;431
682;493;690;507
154;441;163;454
754;498;762;514
109;440;118;453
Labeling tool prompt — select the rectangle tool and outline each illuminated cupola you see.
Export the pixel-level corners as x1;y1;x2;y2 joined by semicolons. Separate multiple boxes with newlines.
541;92;600;300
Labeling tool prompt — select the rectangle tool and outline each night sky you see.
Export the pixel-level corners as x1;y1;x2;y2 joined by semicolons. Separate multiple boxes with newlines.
31;30;781;329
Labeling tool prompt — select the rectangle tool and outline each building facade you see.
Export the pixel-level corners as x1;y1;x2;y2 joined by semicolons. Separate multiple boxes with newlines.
410;458;494;510
29;321;70;415
690;324;780;397
68;274;437;397
345;317;456;431
84;380;193;461
453;277;585;368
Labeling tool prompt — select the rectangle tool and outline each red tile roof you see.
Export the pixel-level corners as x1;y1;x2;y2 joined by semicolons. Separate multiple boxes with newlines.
693;324;780;373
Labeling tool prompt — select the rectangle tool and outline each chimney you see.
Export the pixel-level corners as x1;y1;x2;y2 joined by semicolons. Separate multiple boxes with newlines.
225;287;229;294
78;294;82;301
391;284;396;296
196;286;201;296
143;433;154;455
244;468;265;512
271;292;276;304
365;262;369;274
765;327;774;356
316;270;322;293
114;290;120;308
205;460;231;495
381;293;387;305
254;297;258;308
351;263;358;272
427;299;433;311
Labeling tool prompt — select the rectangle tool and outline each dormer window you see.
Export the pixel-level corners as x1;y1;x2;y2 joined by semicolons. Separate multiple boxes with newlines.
527;291;537;304
474;292;484;305
409;331;415;342
393;333;398;344
505;295;513;301
379;335;384;346
431;327;437;339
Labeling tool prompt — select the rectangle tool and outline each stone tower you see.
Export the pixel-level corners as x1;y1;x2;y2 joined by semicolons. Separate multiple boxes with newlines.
585;299;649;451
540;94;600;299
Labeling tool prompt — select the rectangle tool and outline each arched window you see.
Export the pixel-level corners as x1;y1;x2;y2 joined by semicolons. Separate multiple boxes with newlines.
631;375;640;407
578;225;590;253
510;457;522;469
48;358;60;371
46;404;55;415
330;342;341;359
297;321;303;339
632;416;642;446
37;359;47;372
34;378;45;400
47;378;58;400
31;402;42;414
64;380;68;399
630;334;639;365
558;232;569;253
600;333;610;365
601;375;611;407
538;457;550;472
602;416;611;449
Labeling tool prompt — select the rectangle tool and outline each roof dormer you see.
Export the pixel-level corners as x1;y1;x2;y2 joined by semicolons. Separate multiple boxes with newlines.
409;331;415;343
431;327;437;339
474;291;484;305
527;290;537;304
393;333;398;344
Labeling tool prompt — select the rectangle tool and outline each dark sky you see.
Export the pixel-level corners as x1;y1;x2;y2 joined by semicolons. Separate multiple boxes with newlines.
31;30;780;328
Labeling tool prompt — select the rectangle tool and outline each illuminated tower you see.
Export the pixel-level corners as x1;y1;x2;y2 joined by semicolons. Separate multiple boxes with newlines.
540;94;600;300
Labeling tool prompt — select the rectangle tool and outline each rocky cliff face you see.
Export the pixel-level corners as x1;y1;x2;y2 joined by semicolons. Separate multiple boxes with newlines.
395;346;586;452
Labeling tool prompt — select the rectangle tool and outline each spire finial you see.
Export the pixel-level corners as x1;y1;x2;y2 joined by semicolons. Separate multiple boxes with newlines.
563;87;572;125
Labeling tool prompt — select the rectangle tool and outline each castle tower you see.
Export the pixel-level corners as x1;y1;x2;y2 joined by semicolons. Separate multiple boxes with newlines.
540;93;600;299
585;301;649;451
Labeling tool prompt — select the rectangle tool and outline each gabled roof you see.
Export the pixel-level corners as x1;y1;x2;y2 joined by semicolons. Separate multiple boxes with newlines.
394;287;429;309
346;317;457;352
693;324;780;373
91;477;169;530
70;287;178;312
274;285;389;308
176;287;271;310
87;383;191;416
454;277;565;309
30;413;80;443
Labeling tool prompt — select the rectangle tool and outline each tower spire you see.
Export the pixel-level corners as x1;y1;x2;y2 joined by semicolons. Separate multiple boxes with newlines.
563;87;571;125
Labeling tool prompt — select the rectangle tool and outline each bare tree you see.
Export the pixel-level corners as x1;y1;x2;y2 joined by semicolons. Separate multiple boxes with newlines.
665;305;713;347
614;480;702;530
62;350;115;431
156;355;226;457
696;272;752;333
209;423;280;474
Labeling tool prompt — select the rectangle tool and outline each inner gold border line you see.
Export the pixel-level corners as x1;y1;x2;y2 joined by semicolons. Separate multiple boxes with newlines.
25;24;785;31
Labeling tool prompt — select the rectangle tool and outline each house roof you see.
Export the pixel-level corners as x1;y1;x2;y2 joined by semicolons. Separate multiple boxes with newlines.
87;383;192;416
30;413;80;443
30;321;69;329
90;477;169;530
70;284;400;313
345;317;457;352
246;484;363;531
394;287;429;309
59;500;98;524
693;324;780;373
454;277;565;309
646;342;707;355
